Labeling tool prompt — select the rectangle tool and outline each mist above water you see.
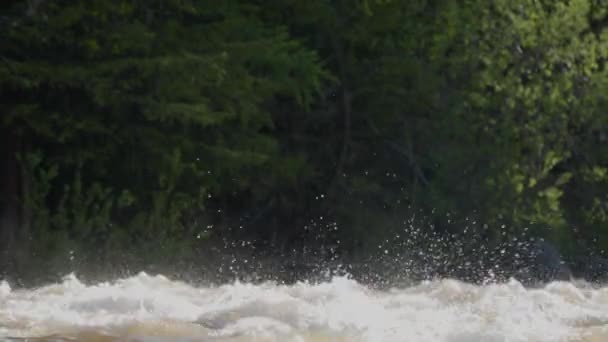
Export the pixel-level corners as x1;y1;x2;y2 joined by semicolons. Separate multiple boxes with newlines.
1;214;606;341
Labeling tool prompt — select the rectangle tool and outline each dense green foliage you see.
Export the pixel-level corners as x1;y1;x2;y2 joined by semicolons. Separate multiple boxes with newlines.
1;0;608;281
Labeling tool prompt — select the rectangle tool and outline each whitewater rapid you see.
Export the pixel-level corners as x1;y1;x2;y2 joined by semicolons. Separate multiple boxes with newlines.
0;273;607;341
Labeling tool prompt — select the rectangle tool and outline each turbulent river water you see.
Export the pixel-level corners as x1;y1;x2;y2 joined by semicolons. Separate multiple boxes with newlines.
0;273;607;342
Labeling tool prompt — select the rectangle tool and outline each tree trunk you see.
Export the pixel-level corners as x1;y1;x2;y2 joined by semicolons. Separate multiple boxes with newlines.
0;126;21;276
327;36;352;199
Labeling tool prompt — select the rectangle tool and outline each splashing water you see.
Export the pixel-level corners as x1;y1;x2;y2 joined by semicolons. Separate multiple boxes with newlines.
0;273;607;341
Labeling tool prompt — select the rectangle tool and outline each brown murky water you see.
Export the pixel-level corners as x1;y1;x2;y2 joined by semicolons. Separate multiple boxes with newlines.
0;273;607;341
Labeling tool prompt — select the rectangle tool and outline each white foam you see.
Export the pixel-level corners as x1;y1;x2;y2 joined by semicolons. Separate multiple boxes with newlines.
0;273;607;341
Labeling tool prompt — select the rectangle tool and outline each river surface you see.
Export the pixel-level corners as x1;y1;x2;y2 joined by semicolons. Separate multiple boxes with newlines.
0;273;607;342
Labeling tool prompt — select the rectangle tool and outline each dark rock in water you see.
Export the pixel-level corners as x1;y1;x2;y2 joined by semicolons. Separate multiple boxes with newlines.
514;240;572;285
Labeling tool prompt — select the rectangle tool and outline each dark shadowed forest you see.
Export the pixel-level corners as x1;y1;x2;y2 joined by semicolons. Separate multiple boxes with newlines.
2;0;608;286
